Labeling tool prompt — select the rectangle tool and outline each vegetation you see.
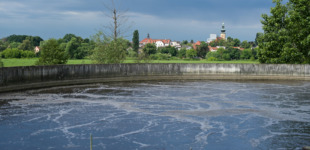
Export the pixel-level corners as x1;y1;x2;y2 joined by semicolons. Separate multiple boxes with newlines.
186;49;197;59
196;42;209;58
132;30;139;53
36;39;69;65
0;57;3;67
258;0;310;64
206;47;257;61
1;48;36;58
91;32;128;64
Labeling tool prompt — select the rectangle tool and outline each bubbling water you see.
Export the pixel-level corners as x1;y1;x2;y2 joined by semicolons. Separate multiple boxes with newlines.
0;81;309;150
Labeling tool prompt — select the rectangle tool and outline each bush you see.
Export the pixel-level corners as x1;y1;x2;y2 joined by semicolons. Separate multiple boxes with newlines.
240;49;253;60
178;48;187;58
207;57;218;61
36;39;69;65
0;57;3;67
127;49;138;57
21;51;36;58
186;49;197;59
206;51;221;60
2;48;21;58
150;53;171;60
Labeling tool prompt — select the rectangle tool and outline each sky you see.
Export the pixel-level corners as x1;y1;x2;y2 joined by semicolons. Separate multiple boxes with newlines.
0;0;276;42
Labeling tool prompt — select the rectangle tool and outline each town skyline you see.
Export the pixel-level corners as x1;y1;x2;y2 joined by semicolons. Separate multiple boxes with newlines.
0;0;277;42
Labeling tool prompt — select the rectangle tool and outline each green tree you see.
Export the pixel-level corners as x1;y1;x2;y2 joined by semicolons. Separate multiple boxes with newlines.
63;34;78;43
255;32;264;46
286;0;310;63
241;40;251;49
91;32;127;64
132;30;139;53
65;37;81;59
143;43;157;56
36;39;69;65
241;49;253;60
18;38;33;50
196;42;209;58
186;49;197;59
2;48;21;58
228;48;241;60
182;40;188;45
0;41;8;51
258;0;299;64
233;38;241;47
178;48;187;58
160;46;177;56
0;57;3;67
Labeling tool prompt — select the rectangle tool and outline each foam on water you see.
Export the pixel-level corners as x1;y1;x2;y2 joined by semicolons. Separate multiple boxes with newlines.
0;81;309;149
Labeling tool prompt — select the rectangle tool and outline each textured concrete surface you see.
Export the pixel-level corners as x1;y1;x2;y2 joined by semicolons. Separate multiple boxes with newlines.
1;64;310;92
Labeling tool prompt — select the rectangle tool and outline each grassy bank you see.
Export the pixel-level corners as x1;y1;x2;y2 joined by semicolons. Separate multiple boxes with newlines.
2;58;259;67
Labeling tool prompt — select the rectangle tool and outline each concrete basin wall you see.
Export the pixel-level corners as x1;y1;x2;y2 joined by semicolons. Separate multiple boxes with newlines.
1;64;310;92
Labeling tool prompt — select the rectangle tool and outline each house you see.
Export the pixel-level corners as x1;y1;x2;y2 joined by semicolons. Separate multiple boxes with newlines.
208;46;226;52
192;41;201;50
233;47;245;51
208;46;218;52
207;34;217;43
140;38;171;48
34;46;40;53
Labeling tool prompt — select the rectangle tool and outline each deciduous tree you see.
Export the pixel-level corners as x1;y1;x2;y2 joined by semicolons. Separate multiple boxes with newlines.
36;39;69;65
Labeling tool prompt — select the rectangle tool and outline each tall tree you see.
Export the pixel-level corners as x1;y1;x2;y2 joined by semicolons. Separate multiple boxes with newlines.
65;37;81;59
286;0;310;63
143;43;157;56
103;0;130;41
132;30;139;53
258;0;310;64
91;32;128;64
255;32;264;46
63;34;78;43
36;39;69;65
196;42;209;58
241;40;251;49
18;38;33;50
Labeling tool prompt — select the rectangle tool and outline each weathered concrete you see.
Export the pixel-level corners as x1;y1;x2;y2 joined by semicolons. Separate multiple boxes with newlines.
1;63;310;92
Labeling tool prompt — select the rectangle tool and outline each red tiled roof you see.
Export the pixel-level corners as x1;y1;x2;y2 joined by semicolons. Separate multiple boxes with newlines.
140;38;171;44
193;41;201;50
208;46;218;51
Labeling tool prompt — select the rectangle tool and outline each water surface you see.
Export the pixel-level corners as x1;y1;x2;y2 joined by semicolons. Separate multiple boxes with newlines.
0;81;309;149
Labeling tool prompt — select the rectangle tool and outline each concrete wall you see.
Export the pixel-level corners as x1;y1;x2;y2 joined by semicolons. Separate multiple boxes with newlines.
1;64;310;92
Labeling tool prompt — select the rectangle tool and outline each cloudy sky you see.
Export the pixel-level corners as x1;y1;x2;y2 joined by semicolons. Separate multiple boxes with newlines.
0;0;276;42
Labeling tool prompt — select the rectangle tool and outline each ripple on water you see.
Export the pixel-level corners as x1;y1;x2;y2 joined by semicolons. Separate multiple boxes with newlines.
0;80;309;150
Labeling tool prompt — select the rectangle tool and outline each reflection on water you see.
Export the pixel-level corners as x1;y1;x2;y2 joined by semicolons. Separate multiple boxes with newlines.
0;81;310;150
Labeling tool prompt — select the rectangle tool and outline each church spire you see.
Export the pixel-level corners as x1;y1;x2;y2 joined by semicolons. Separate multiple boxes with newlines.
220;22;226;40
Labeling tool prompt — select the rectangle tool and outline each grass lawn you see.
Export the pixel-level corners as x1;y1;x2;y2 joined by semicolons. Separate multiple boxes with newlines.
2;58;259;67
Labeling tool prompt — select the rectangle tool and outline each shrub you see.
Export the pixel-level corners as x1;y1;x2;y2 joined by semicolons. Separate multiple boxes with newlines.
208;57;218;61
0;57;3;67
127;49;138;58
36;39;69;65
21;51;36;58
2;48;21;58
186;49;197;59
150;53;171;60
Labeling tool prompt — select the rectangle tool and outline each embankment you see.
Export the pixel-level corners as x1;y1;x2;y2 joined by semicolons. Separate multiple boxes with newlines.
1;63;310;92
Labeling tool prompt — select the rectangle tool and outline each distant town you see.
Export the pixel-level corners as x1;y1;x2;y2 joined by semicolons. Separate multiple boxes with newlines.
139;23;249;52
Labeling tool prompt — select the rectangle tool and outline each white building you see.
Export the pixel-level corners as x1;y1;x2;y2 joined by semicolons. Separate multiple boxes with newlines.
207;34;217;43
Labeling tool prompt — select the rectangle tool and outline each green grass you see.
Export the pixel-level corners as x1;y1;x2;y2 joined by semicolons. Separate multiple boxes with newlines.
2;58;259;67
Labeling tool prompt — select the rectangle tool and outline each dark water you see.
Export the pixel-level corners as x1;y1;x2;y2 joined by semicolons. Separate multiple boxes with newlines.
0;81;310;150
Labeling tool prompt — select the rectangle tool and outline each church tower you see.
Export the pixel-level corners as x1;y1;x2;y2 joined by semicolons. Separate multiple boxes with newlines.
220;23;226;40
